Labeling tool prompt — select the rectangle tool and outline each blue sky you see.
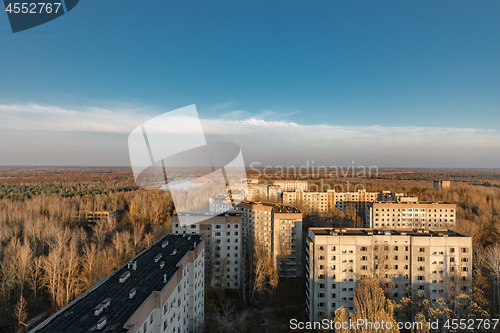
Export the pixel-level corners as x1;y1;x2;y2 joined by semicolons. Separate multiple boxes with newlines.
0;0;499;167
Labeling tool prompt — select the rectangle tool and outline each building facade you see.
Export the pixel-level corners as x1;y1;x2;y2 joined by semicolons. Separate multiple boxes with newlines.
283;189;380;214
31;234;205;333
306;228;472;322
366;202;456;230
274;180;309;192
209;200;303;278
172;212;243;289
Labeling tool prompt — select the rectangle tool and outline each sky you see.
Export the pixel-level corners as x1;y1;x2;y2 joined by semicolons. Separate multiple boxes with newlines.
0;0;499;168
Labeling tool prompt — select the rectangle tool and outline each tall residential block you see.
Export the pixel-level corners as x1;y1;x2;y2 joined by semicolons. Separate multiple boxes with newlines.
172;212;242;289
305;228;472;322
208;200;303;278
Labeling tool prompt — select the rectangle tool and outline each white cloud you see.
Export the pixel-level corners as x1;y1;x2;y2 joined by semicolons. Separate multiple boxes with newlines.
0;103;150;133
201;117;500;149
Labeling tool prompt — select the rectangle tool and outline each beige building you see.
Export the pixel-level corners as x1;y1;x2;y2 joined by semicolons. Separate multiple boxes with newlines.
434;180;451;190
172;213;242;290
306;228;472;322
32;234;205;333
274;180;309;192
366;202;456;230
283;189;379;214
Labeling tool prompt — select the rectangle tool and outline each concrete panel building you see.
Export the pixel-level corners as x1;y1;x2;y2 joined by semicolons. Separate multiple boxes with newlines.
172;212;242;289
31;234;205;333
305;228;472;322
274;180;309;192
208;200;303;278
283;189;380;214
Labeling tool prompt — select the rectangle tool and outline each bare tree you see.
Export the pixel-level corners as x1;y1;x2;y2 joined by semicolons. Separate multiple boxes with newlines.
483;243;500;311
30;257;43;304
353;278;399;333
13;295;28;333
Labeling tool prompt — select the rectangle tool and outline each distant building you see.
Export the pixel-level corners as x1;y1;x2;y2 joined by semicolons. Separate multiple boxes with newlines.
81;210;124;226
31;234;205;333
172;212;242;290
274;180;309;192
379;190;418;203
366;202;456;230
283;189;380;213
306;228;472;322
434;180;451;190
241;177;259;184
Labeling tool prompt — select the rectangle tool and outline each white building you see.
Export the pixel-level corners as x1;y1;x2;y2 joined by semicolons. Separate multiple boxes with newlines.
172;212;242;289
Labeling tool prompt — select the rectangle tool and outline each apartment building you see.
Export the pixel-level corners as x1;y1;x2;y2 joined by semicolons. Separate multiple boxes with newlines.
172;212;242;289
366;202;456;230
434;180;451;190
208;199;303;278
274;180;309;192
306;228;472;322
31;234;205;333
283;189;379;213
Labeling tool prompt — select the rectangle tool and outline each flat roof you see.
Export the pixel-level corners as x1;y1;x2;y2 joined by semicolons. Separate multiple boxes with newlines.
371;201;455;205
175;212;242;217
241;201;301;214
31;234;202;333
309;228;467;237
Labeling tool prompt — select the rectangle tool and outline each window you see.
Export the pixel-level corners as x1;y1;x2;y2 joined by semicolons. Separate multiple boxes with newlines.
418;247;425;252
461;248;469;253
418;257;425;262
150;313;153;324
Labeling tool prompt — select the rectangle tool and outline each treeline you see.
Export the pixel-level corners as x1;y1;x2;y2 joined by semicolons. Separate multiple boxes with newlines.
0;182;138;201
0;189;174;332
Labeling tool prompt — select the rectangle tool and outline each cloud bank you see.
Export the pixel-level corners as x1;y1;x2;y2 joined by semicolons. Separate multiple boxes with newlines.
0;103;498;167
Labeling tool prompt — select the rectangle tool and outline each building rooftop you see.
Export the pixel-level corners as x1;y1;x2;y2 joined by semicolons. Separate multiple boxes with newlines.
274;180;308;183
242;201;301;214
31;234;202;333
309;228;467;237
371;201;455;205
175;212;242;217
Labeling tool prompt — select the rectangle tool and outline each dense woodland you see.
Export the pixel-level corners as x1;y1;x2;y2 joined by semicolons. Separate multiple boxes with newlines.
0;167;500;332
